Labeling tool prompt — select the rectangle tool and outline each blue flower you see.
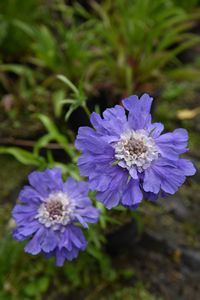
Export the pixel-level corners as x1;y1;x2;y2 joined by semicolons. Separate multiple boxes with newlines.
75;94;196;209
12;168;100;266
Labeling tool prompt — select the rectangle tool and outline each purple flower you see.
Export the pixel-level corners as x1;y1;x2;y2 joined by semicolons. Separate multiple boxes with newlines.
75;94;196;209
12;168;100;266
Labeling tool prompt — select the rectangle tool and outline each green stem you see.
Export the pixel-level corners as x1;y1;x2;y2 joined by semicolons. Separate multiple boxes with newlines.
83;105;91;119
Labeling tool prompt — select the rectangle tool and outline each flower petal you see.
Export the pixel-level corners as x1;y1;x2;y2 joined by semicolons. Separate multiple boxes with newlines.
28;168;63;197
147;122;164;138
175;158;196;176
24;227;45;255
40;229;58;253
143;158;186;195
156;128;188;160
123;94;153;130
121;179;143;207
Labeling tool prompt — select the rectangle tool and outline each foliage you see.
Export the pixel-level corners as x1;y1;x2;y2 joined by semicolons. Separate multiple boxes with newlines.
101;284;163;300
1;0;200;129
85;0;200;93
172;0;200;11
0;224;114;299
0;0;44;56
0;0;199;299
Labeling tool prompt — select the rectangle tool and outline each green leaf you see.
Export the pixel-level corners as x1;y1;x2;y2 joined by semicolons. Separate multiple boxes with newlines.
64;104;79;121
12;19;35;37
36;114;58;135
167;67;200;82
0;64;34;84
38;277;49;292
33;134;52;155
52;89;66;118
36;114;75;159
57;75;79;95
0;147;45;166
24;277;49;296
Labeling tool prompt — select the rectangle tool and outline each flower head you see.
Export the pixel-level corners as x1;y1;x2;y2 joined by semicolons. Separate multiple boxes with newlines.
12;168;100;266
75;94;196;209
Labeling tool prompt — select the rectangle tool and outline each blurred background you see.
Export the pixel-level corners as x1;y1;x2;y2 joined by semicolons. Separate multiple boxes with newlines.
0;0;200;299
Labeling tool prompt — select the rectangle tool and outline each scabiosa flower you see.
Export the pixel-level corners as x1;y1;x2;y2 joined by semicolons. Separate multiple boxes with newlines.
12;168;100;266
75;94;196;209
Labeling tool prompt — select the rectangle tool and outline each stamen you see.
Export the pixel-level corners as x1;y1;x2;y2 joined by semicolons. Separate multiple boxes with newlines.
113;130;159;172
44;200;63;219
36;191;75;229
124;137;148;156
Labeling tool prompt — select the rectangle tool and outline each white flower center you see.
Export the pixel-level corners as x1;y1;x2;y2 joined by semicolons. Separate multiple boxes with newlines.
113;130;159;172
36;191;75;230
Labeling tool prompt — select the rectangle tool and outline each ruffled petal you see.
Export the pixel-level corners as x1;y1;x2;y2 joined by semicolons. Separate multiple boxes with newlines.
102;105;129;136
129;167;138;179
143;191;159;202
65;248;79;261
12;204;38;225
147;122;164;138
143;165;161;194
13;228;27;241
63;177;89;199
40;229;58;253
175;158;196;176
143;158;186;195
69;226;87;249
75;127;109;154
91;164;128;209
156;128;188;160
15;221;40;238
75;206;100;224
55;249;66;266
122;93;153;130
58;227;71;251
24;227;45;255
77;148;114;177
28;168;63;197
19;186;43;204
121;179;143;207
